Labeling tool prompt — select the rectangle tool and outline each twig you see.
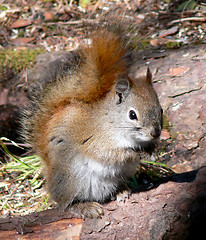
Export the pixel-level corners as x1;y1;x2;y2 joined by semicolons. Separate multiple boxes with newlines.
2;142;30;147
168;16;206;26
42;18;98;26
159;10;206;15
181;0;193;19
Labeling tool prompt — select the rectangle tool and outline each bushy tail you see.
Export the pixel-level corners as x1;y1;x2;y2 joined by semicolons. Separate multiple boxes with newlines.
77;29;127;102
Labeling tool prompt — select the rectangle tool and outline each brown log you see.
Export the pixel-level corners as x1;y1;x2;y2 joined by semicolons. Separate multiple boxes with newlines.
1;167;206;239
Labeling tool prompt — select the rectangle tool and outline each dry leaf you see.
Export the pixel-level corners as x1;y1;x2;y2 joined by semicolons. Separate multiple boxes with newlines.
159;26;179;38
10;19;32;28
44;12;54;21
150;39;159;46
160;129;170;140
168;66;190;75
10;37;35;45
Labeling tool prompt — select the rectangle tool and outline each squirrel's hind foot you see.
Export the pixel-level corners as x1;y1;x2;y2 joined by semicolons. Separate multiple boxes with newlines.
69;201;104;219
116;189;131;203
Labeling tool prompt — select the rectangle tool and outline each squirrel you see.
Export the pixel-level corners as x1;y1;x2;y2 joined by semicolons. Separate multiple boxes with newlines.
22;28;163;218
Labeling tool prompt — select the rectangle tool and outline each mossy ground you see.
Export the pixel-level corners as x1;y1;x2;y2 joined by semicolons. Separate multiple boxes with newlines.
0;48;45;73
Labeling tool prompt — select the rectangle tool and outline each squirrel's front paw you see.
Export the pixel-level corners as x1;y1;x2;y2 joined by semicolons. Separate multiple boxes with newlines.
70;201;104;219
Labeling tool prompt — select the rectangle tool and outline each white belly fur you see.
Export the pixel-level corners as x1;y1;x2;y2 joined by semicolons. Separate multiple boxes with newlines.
72;156;139;202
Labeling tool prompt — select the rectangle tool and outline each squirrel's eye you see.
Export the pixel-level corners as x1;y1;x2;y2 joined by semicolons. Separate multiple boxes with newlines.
129;110;138;120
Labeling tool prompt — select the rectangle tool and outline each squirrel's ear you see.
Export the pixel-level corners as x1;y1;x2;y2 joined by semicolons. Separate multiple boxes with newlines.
116;78;130;104
131;66;153;85
146;67;152;84
116;78;130;94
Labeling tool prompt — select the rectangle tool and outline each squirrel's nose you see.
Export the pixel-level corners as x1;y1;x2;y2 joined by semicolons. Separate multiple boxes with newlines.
150;126;161;139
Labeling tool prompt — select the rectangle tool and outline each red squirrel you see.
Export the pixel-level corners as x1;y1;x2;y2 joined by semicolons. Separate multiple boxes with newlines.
22;29;163;218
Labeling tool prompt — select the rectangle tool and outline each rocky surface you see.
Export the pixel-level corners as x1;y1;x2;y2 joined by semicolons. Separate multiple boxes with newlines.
151;44;206;172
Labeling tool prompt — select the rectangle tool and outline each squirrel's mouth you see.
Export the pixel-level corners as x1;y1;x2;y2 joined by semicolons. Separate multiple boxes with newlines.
133;139;158;154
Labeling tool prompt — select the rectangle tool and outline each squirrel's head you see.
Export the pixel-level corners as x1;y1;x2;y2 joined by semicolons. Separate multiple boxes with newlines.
100;67;163;153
